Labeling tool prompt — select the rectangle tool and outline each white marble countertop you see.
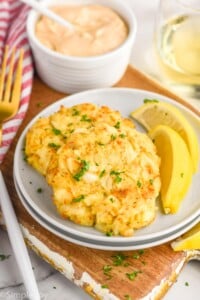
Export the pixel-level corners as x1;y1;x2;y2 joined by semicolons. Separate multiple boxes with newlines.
0;1;199;299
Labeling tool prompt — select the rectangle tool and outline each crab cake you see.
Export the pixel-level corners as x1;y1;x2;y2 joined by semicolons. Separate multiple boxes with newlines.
25;103;161;237
25;117;65;175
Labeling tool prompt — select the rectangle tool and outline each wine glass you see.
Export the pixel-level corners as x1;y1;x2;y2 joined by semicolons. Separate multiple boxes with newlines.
155;0;200;98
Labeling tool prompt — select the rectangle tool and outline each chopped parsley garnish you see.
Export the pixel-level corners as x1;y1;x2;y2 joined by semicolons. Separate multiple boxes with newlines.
48;143;61;150
114;121;121;129
0;254;11;261
37;188;43;193
23;153;28;162
133;249;144;259
137;180;142;188
185;282;189;286
149;179;154;185
110;170;124;183
111;134;117;140
106;231;113;237
126;270;142;281
112;253;128;266
119;133;126;138
109;197;114;203
143;99;159;103
81;114;91;122
99;169;106;178
36;102;43;107
72;108;80;116
72;195;85;202
124;295;132;300
103;265;112;279
180;172;184;178
73;160;90;181
101;284;109;289
110;170;123;176
97;141;105;146
52;127;61;135
115;176;122;183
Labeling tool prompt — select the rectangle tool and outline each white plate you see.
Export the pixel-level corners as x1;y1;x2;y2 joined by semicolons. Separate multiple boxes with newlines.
14;88;200;244
14;173;200;250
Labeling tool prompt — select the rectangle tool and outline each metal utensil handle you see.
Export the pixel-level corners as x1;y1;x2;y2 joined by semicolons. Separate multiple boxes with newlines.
0;171;40;300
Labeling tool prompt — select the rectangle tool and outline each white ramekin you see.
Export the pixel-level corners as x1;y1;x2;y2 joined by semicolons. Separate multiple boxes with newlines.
26;0;137;94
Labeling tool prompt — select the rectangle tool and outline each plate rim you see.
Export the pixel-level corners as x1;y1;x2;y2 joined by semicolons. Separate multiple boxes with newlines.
14;173;200;251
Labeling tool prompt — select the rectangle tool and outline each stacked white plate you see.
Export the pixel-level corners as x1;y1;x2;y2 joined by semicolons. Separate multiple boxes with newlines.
13;88;200;250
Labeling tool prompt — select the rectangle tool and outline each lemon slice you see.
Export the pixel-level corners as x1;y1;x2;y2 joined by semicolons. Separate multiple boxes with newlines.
131;101;199;172
149;125;193;214
171;223;200;251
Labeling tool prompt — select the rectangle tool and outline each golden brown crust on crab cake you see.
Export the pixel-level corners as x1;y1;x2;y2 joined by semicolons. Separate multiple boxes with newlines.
25;103;161;236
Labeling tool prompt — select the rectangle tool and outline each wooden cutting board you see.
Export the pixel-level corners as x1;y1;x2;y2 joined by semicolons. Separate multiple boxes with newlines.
1;66;200;300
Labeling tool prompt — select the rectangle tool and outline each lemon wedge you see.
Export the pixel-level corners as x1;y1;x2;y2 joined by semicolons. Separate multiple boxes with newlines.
131;101;199;172
171;223;200;251
149;124;193;214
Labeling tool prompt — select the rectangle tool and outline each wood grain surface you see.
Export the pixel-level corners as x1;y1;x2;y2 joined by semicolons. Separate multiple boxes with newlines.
1;66;199;300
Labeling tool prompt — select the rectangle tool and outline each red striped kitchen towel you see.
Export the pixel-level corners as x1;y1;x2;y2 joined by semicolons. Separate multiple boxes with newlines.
0;0;33;164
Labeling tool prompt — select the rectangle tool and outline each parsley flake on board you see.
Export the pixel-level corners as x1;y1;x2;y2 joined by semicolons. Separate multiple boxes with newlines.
132;249;145;259
112;253;128;266
101;284;109;289
103;265;112;279
126;270;142;281
138;249;144;255
124;295;132;300
36;102;44;108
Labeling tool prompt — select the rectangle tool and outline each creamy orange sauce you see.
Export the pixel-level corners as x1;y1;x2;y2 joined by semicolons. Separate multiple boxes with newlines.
35;5;128;57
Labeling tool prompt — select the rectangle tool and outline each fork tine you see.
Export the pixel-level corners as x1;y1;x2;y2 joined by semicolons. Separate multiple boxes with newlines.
3;47;16;103
0;45;8;100
10;49;24;113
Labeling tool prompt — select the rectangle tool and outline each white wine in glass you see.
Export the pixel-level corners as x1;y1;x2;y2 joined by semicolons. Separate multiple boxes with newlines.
155;0;200;97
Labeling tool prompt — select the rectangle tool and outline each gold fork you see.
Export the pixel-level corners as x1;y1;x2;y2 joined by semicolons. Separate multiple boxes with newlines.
0;45;24;145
